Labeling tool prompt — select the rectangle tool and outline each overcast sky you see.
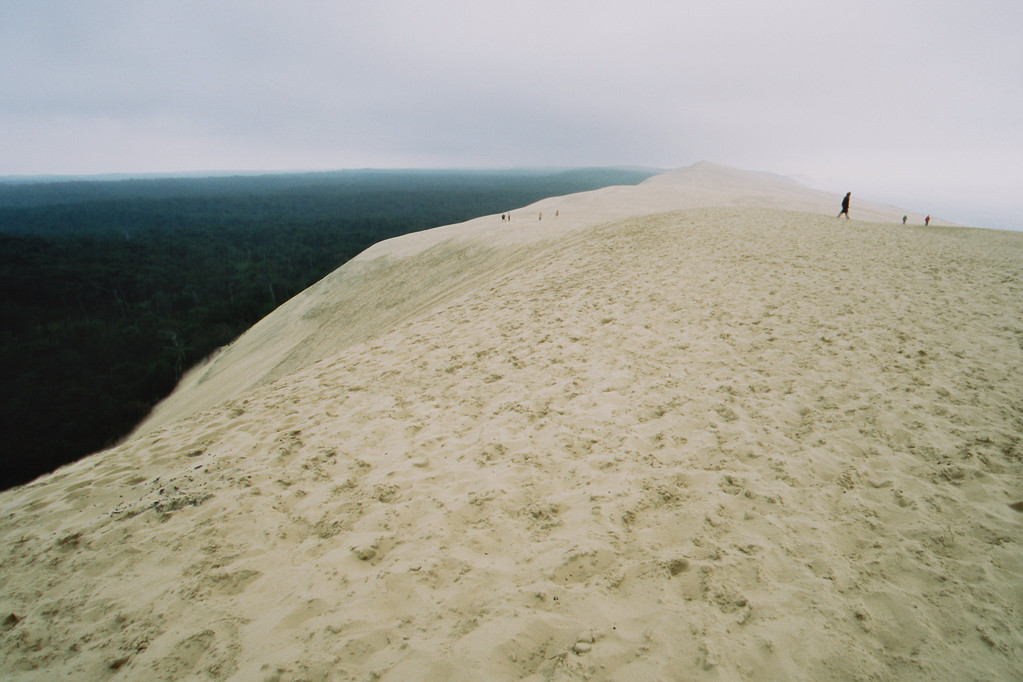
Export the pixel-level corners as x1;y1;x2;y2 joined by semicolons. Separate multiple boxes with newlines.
2;1;1021;229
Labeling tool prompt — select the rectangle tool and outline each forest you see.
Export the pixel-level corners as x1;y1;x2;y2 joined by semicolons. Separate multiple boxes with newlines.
0;168;655;490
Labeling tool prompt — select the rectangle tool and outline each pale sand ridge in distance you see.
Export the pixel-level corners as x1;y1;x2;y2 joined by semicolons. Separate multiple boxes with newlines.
135;162;942;434
1;163;1021;680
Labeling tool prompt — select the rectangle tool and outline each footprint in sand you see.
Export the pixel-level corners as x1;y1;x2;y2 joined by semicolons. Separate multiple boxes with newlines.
551;548;616;583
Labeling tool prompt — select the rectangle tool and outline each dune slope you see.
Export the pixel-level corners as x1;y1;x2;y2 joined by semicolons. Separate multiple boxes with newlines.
1;166;1021;681
136;162;941;434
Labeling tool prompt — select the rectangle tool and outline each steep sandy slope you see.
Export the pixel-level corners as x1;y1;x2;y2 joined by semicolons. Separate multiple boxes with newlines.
137;163;938;434
1;167;1020;681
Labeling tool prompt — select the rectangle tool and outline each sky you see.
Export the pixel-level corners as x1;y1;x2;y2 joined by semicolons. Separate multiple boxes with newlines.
2;0;1021;229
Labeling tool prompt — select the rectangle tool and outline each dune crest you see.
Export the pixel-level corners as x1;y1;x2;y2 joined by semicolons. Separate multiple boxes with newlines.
2;166;1021;680
137;163;939;433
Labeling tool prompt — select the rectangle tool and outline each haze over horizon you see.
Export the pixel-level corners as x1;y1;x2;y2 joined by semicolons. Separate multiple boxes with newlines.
2;1;1021;230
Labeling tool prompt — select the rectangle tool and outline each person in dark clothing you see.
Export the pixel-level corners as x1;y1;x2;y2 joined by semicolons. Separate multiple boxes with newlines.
837;192;851;219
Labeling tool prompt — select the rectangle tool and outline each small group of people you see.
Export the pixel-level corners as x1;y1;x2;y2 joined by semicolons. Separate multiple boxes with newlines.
839;192;930;226
902;215;932;225
502;210;558;221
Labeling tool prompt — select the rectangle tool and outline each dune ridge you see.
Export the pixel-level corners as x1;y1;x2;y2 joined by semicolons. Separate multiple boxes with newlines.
136;163;943;434
1;166;1021;680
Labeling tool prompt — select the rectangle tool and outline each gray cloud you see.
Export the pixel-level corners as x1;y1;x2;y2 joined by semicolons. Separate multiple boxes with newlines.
1;0;1021;228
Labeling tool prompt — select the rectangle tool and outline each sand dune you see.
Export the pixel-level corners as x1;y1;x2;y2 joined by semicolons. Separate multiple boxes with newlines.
1;165;1021;680
136;163;944;434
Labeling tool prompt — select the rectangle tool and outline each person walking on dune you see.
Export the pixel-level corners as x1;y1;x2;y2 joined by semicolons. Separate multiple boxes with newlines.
837;192;851;219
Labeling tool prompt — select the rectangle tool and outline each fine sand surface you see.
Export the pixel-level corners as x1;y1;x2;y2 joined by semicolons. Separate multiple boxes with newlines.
2;164;1022;680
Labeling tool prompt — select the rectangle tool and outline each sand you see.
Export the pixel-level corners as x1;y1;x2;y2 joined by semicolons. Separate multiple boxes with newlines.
1;164;1021;680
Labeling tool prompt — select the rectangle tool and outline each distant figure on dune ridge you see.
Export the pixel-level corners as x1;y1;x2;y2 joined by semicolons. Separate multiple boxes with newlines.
903;215;908;224
837;192;851;219
925;215;931;226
